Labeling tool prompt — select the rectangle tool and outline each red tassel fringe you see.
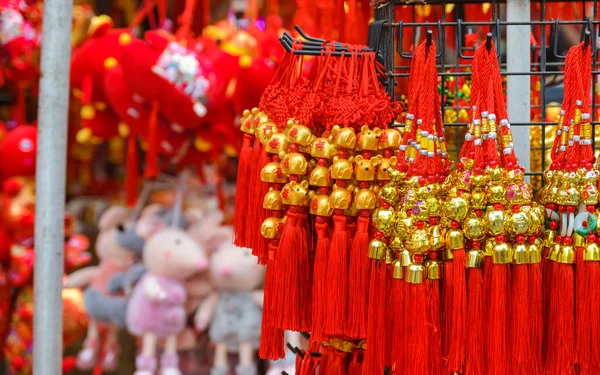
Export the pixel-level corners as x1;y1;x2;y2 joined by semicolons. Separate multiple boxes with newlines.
465;267;484;375
347;214;370;339
442;257;454;358
325;213;349;336
390;276;405;375
447;249;466;374
576;248;592;374
428;278;443;375
405;282;429;375
529;262;543;374
259;243;286;360
234;134;253;248
545;262;576;375
510;264;530;375
364;260;386;375
312;218;330;342
488;264;510;375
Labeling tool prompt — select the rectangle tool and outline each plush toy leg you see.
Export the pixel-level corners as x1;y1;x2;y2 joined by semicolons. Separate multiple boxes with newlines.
237;341;257;375
159;335;181;375
77;320;100;370
101;325;120;372
211;343;229;375
135;333;158;375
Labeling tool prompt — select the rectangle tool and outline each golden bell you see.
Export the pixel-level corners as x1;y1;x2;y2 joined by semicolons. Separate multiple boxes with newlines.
310;137;338;159
492;242;512;264
573;233;585;248
281;180;310;206
406;262;424;284
261;217;285;239
332;126;357;149
261;162;288;184
309;165;332;187
373;208;395;236
445;229;465;251
547;241;561;262
309;194;334;217
331;157;354;180
400;249;412;266
263;189;283;210
379;128;402;150
368;239;387;260
392;259;404;279
557;244;576;264
466;249;484;268
286;120;315;147
330;187;352;210
425;258;443;280
528;242;542;264
487;209;505;236
513;242;529;265
386;249;394;265
484;237;496;257
281;153;308;176
356;125;381;151
443;197;469;221
584;241;600;261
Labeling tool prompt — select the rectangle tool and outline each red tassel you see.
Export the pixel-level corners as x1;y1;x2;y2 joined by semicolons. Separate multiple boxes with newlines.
529;261;544;374
347;349;364;375
588;258;600;374
125;136;139;207
144;101;160;179
428;277;443;375
385;264;394;369
542;242;554;357
446;249;466;374
347;213;370;339
545;261;576;375
312;217;330;342
324;347;348;375
299;341;321;375
321;345;331;375
325;212;349;335
442;255;454;358
405;282;429;375
364;259;386;375
465;266;485;375
576;247;592;374
510;263;530;374
234;133;253;248
272;207;311;332
259;243;286;360
488;263;510;375
390;272;405;375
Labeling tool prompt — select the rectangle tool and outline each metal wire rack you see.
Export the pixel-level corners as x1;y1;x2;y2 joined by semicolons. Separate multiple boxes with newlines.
373;0;600;189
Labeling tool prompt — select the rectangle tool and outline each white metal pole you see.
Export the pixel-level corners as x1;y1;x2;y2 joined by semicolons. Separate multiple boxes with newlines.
33;0;73;374
507;0;531;181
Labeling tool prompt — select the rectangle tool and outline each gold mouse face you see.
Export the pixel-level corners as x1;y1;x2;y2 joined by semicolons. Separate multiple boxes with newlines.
356;125;382;151
331;157;354;180
329;186;352;210
379;128;402;150
354;155;380;181
263;189;283;210
355;188;377;210
286;120;315;147
332;126;357;149
281;180;310;206
310;194;334;216
261;217;286;239
377;156;398;181
309;165;332;187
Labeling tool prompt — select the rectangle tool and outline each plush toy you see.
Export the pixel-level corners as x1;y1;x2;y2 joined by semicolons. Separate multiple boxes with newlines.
125;211;210;375
64;205;136;371
194;228;265;375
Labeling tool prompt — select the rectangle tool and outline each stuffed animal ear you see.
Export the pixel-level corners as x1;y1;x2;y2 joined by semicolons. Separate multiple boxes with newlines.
202;226;233;255
136;215;168;240
98;205;130;231
184;207;205;226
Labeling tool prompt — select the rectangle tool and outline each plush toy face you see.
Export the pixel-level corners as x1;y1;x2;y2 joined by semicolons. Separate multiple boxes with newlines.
143;227;208;280
209;243;265;291
1;177;35;235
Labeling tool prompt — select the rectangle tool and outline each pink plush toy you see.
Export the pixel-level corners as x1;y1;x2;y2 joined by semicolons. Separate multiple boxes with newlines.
65;205;135;371
194;228;265;375
125;214;209;375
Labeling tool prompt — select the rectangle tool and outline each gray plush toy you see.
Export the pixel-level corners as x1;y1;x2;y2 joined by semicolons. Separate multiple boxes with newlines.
194;235;265;375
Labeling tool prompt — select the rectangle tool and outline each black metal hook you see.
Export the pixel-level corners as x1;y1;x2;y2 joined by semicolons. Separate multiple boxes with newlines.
552;18;566;60
396;21;413;58
486;32;493;51
583;27;591;48
426;29;433;47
